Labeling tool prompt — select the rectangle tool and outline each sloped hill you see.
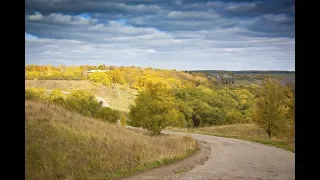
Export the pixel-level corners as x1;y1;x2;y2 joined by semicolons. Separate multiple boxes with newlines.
25;100;197;180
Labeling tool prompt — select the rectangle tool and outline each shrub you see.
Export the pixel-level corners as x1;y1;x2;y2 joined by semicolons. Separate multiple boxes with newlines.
48;89;66;105
25;87;47;100
120;113;127;126
95;107;120;123
65;90;102;116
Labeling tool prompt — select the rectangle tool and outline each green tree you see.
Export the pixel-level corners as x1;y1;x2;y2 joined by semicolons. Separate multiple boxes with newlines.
252;78;290;138
129;82;185;135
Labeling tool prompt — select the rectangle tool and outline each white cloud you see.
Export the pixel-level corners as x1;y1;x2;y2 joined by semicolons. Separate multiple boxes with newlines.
27;12;43;20
25;29;295;70
225;2;257;11
26;12;98;25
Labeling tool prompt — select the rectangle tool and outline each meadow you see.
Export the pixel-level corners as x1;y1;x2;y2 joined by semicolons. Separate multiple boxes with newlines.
26;100;197;180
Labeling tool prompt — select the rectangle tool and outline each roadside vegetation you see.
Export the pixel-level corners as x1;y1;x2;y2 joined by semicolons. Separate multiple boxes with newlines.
26;100;198;179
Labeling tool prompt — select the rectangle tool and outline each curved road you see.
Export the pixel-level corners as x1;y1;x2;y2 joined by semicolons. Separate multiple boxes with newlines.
123;130;295;180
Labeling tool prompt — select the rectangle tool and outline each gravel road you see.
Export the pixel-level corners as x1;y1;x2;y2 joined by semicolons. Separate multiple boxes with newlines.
122;130;295;180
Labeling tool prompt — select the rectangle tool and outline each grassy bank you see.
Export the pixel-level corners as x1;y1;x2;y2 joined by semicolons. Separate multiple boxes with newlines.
25;80;138;111
166;124;294;152
26;100;198;180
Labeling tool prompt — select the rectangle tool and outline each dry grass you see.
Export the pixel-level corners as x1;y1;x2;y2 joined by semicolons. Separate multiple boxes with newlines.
25;80;139;112
26;100;197;180
197;124;270;138
166;124;294;152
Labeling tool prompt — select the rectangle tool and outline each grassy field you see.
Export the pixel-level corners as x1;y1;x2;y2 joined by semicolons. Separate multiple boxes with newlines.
26;100;198;180
166;124;294;152
25;80;138;112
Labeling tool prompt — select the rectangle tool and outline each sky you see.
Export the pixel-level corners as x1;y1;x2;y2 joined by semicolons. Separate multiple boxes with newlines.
25;0;295;70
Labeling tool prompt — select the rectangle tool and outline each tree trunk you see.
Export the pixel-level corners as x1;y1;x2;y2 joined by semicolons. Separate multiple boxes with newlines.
267;129;272;138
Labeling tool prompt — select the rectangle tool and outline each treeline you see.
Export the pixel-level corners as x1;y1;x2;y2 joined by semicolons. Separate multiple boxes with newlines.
189;70;295;83
191;70;295;74
25;65;211;90
129;82;258;134
25;88;121;123
129;78;294;138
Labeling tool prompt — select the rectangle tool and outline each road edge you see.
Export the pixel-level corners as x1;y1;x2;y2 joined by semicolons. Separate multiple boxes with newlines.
120;140;211;180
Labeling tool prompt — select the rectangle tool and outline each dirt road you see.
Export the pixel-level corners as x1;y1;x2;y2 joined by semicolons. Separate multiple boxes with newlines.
122;130;295;180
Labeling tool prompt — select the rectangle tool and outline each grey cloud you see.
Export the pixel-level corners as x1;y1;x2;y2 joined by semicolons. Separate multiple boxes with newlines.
262;14;293;23
25;0;295;70
167;11;220;20
224;2;257;11
26;0;161;14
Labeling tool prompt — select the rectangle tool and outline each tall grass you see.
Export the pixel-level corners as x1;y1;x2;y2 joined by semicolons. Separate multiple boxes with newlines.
26;101;197;180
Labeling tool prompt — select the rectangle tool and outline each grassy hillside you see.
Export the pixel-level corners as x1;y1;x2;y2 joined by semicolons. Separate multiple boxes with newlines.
26;101;197;180
166;124;294;152
25;80;138;112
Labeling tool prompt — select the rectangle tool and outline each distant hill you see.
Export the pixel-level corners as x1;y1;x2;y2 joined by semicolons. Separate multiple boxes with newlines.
189;70;295;75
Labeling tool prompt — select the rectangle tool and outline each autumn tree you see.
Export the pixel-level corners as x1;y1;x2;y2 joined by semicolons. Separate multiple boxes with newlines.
129;81;185;135
108;69;127;84
284;85;295;137
88;72;112;87
252;78;290;138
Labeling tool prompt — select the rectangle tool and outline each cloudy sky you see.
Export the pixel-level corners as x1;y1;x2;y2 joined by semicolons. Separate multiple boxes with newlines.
25;0;295;70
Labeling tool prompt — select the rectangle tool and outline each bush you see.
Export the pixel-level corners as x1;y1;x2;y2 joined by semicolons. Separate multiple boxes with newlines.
48;89;66;105
25;88;121;124
95;107;120;123
226;110;244;124
120;113;127;126
65;90;102;116
25;87;47;100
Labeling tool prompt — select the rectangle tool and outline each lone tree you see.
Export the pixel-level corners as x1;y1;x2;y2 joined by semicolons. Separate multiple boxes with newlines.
252;77;290;138
129;81;185;135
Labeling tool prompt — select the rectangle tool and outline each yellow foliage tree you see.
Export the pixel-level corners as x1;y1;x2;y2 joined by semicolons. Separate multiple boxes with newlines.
88;72;112;87
252;78;291;138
